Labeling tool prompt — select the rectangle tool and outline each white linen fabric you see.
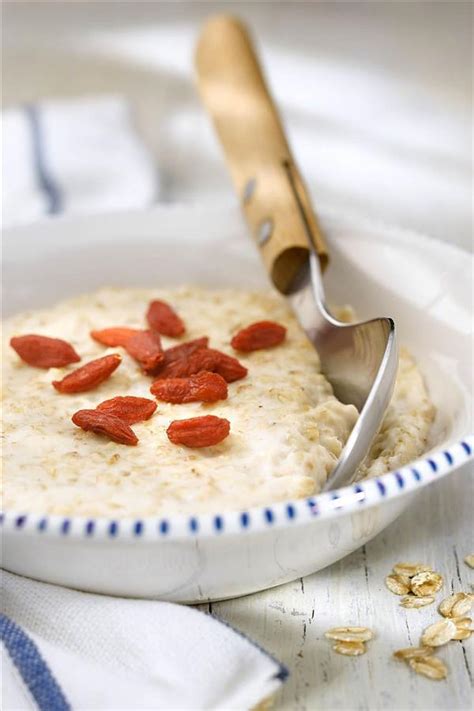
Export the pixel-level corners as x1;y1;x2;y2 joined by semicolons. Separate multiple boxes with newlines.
2;95;158;228
1;571;287;710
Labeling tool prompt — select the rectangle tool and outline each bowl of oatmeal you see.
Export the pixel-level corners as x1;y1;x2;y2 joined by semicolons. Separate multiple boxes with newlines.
1;205;472;601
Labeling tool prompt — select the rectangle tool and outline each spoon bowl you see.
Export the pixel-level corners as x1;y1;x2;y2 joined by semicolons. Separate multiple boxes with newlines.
289;252;398;490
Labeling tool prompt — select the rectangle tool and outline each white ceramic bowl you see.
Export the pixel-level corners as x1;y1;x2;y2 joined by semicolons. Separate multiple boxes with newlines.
2;206;472;602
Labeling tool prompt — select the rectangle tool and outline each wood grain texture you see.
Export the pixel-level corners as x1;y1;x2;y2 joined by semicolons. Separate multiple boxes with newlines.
195;15;328;293
201;462;473;710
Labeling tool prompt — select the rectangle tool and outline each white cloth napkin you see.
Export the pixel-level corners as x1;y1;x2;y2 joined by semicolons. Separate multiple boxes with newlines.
1;571;287;710
2;95;158;229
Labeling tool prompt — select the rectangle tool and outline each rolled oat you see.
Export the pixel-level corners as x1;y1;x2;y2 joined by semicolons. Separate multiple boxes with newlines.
464;555;474;569
332;640;366;656
451;616;472;640
452;616;472;629
324;626;374;642
410;571;443;597
399;595;435;609
409;656;448;680
393;563;432;578
385;574;411;595
452;628;471;641
438;592;472;618
421;619;456;647
393;646;434;660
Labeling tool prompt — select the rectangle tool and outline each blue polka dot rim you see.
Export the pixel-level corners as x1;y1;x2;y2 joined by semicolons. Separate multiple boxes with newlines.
1;436;472;542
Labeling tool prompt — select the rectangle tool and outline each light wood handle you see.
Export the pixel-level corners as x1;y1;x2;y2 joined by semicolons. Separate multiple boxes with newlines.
195;15;328;293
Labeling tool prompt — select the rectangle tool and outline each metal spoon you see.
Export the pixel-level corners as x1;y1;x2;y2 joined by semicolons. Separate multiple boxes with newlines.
195;16;398;489
288;251;397;489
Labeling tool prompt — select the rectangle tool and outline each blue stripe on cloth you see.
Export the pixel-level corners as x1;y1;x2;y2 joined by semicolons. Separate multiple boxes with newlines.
0;614;71;711
24;105;63;214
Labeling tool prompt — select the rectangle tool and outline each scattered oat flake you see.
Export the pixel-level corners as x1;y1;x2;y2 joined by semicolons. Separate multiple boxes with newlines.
409;656;448;680
393;563;433;577
464;555;474;569
400;595;435;609
438;592;472;618
332;641;366;656
452;616;472;629
410;571;443;597
421;619;456;647
451;616;472;639
394;646;434;660
324;626;374;642
452;628;472;641
385;574;411;595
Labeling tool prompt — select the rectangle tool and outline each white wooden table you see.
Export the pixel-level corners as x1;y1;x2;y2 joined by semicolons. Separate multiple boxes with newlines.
3;3;472;708
200;464;473;710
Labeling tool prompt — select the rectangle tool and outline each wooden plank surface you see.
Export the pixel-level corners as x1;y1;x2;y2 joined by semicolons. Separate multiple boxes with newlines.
201;463;473;710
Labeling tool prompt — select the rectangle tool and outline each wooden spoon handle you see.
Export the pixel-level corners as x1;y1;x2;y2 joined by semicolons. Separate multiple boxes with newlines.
195;15;328;293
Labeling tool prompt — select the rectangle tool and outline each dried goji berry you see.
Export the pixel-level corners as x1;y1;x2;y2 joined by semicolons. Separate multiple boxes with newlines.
162;337;209;367
151;371;228;403
166;415;230;448
147;300;185;337
91;327;139;347
154;347;247;383
53;354;121;393
96;396;157;424
209;349;248;382
154;349;215;380
231;321;287;352
124;330;164;373
72;409;138;446
10;334;81;368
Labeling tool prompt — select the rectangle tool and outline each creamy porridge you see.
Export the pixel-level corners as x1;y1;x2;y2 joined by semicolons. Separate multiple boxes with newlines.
2;287;435;516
